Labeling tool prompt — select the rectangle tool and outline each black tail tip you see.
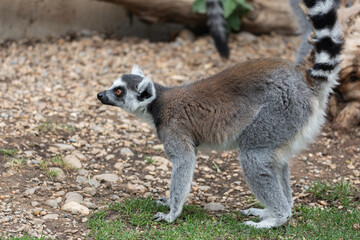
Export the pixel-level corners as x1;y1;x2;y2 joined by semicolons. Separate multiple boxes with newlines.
213;36;230;59
217;44;230;59
303;0;317;8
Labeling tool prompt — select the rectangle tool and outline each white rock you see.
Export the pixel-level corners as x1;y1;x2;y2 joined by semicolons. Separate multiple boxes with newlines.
93;173;120;183
83;187;96;196
27;229;40;238
89;179;100;188
204;202;225;212
24;187;40;195
43;214;59;220
44;197;61;208
54;190;66;197
120;148;134;157
72;151;86;161
199;186;211;192
76;176;88;185
152;156;169;166
157;164;169;171
54;143;75;150
61;201;89;215
78;169;90;176
144;165;155;172
83;201;97;209
114;162;124;171
126;183;146;194
144;175;155;181
24;151;35;158
31;201;40;207
64;154;82;169
65;192;83;203
239;32;257;42
105;154;115;161
152;144;164;151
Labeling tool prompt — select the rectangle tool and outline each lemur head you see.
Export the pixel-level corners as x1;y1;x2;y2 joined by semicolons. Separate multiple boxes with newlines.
97;65;156;114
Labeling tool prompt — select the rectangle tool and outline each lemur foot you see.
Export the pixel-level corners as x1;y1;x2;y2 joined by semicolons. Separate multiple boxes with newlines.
152;212;175;223
241;208;272;220
156;197;169;207
244;218;287;229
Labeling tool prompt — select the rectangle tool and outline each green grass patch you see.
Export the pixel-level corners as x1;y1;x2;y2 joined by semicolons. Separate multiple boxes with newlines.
308;180;360;208
47;168;60;180
144;156;155;164
38;120;55;132
87;195;360;240
1;148;26;169
0;148;18;157
50;154;64;167
8;158;27;167
38;154;70;180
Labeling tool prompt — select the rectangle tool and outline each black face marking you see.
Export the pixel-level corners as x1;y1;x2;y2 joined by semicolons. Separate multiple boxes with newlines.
147;83;169;128
137;88;152;101
97;90;115;106
121;74;143;92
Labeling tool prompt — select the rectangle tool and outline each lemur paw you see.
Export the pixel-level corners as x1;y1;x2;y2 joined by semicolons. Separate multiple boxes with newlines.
156;197;169;207
244;217;288;229
241;208;272;220
152;212;175;223
244;220;273;229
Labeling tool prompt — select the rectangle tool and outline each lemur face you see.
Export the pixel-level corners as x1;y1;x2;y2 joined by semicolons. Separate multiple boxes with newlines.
97;65;156;113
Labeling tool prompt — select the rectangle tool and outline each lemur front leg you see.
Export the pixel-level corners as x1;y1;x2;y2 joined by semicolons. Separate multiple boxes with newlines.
153;152;196;222
153;135;196;223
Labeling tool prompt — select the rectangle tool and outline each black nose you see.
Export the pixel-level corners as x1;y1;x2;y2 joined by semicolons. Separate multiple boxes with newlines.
97;92;103;100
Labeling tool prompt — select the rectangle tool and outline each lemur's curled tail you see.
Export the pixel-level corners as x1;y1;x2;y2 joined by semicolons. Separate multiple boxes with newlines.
304;0;343;88
206;0;229;58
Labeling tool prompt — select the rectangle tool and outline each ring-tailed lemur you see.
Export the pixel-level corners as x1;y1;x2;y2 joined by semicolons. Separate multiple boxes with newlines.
210;0;348;62
290;0;352;64
206;0;229;58
290;0;315;64
97;0;342;228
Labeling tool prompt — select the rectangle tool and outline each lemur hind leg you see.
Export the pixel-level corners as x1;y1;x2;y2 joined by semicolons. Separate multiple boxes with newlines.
278;162;293;208
239;150;292;228
242;162;293;220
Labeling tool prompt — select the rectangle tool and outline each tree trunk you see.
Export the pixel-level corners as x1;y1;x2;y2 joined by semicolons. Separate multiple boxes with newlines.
328;0;360;129
97;0;299;34
242;0;300;34
97;0;206;29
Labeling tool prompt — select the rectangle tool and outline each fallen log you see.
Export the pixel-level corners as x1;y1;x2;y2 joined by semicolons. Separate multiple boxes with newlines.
328;0;360;129
97;0;299;34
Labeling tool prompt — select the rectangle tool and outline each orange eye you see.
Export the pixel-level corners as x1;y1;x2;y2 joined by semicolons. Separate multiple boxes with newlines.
116;89;121;95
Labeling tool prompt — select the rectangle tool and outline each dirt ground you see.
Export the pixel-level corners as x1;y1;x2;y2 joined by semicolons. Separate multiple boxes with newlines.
0;33;359;239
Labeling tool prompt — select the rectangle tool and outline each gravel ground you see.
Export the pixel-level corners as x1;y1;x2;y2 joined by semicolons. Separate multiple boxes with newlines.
0;33;359;239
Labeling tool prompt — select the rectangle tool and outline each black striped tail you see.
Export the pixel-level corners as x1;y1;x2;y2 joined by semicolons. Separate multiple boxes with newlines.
206;0;230;58
303;0;343;84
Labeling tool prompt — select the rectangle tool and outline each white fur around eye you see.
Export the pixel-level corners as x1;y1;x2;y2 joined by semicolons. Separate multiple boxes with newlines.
111;77;126;90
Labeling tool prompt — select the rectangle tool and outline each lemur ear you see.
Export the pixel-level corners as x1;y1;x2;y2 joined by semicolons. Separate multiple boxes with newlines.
136;76;155;101
131;64;144;77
